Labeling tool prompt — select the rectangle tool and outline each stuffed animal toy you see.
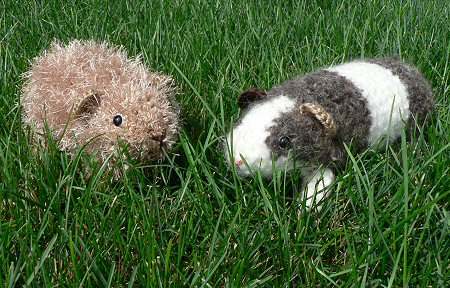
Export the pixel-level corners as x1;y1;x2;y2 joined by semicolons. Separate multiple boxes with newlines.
22;39;180;170
225;58;434;209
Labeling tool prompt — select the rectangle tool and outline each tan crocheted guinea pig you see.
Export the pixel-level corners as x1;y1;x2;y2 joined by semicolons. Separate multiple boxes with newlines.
22;39;179;167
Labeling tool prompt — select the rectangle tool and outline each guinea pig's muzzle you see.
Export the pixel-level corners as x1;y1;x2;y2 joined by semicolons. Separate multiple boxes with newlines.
149;129;168;149
138;129;171;159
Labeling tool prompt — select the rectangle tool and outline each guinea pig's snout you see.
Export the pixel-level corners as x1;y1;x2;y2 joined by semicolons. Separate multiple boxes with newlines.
233;156;248;172
232;156;253;176
151;130;167;146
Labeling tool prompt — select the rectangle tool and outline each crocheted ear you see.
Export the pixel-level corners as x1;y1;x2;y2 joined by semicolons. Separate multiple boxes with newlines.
237;88;267;109
75;91;102;119
300;103;337;138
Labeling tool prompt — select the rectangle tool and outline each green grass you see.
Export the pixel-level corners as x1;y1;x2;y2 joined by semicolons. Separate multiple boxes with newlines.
1;0;449;286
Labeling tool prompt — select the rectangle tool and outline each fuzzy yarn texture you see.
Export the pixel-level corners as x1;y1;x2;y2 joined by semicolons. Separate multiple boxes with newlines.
22;39;180;168
226;57;434;178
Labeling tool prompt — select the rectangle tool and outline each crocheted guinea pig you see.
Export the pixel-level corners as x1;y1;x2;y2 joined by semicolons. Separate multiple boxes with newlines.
225;58;434;208
22;40;179;168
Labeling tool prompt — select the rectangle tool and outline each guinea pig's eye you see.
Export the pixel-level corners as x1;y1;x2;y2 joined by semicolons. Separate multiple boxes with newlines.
113;115;123;127
278;136;292;149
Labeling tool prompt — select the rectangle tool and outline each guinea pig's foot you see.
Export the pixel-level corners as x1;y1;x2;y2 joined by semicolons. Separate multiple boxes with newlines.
298;167;334;214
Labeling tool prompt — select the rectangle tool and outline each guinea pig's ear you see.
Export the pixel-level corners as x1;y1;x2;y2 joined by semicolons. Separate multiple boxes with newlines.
237;88;267;110
300;103;337;139
74;90;103;119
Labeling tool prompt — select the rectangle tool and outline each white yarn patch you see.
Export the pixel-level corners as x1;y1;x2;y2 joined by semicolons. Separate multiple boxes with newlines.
327;62;410;146
226;95;296;177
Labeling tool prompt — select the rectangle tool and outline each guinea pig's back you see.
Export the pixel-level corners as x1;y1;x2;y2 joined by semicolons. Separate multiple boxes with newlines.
23;41;106;135
327;58;433;146
365;58;434;126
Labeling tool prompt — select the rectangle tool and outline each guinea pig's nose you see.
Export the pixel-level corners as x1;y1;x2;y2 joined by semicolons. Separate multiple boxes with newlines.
235;159;244;167
151;130;166;145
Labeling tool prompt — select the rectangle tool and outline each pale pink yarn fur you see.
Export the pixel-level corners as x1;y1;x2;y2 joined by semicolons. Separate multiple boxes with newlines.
22;39;179;168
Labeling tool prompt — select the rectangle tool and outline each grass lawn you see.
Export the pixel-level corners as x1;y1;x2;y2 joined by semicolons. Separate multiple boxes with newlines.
1;0;449;286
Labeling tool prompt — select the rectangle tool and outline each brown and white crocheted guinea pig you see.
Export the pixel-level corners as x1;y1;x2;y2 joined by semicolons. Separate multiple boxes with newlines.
22;40;179;167
225;58;434;208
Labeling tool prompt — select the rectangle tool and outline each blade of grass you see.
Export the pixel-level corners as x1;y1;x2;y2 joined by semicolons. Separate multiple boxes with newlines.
26;234;58;286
